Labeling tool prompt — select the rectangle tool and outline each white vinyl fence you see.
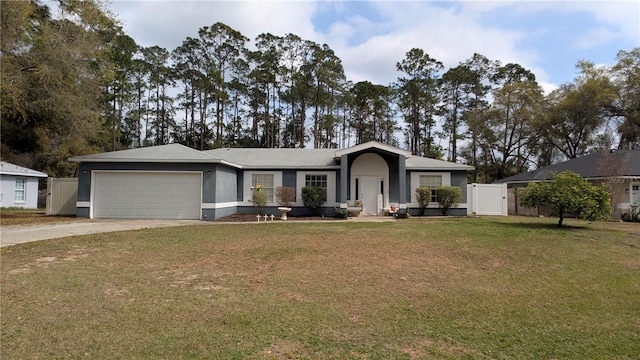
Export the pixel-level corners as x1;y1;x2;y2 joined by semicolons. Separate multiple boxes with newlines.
466;183;508;216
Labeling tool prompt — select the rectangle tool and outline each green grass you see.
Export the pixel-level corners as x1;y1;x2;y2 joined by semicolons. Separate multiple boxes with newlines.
2;217;639;359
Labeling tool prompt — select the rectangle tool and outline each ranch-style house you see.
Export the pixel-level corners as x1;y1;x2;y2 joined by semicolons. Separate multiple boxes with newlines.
69;141;474;220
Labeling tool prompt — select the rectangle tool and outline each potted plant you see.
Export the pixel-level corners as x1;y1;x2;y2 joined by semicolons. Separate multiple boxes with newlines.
275;186;295;220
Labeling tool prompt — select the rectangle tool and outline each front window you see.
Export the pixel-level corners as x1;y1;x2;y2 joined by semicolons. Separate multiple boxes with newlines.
15;178;26;202
252;174;274;202
305;174;328;203
305;174;327;189
419;175;442;202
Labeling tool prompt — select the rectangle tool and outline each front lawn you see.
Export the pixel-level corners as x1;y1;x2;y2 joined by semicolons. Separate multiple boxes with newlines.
2;217;639;359
0;207;78;226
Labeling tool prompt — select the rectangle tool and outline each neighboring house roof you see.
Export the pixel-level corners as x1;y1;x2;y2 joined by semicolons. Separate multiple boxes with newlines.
68;141;474;171
0;161;48;178
68;143;223;163
494;149;640;184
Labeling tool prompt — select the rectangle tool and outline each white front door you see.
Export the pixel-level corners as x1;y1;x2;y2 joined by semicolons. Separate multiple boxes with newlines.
632;183;639;205
351;153;388;215
360;176;379;215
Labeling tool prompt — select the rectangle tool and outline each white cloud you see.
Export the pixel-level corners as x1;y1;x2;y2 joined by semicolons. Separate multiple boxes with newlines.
574;1;639;42
329;1;539;85
574;27;620;50
109;1;318;50
105;0;637;89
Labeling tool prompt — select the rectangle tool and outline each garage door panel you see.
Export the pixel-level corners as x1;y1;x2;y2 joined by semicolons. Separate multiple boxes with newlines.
108;209;123;217
93;172;201;220
148;208;161;217
150;184;163;193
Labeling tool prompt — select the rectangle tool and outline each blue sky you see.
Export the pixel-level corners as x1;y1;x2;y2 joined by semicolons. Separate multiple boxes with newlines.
102;0;639;94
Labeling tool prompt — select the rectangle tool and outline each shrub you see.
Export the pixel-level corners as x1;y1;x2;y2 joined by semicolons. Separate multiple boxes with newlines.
437;186;462;216
520;170;611;227
252;190;267;215
275;186;295;207
622;205;640;222
334;207;348;219
301;186;326;215
415;186;431;215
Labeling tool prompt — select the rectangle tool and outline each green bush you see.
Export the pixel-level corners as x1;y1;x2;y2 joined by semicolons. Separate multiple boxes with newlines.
301;186;326;215
415;186;431;215
334;207;348;219
437;186;462;216
252;190;267;215
520;170;611;227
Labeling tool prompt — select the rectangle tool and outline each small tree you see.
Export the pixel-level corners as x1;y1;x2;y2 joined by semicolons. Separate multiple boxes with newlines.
520;171;611;227
437;186;462;216
301;186;326;215
415;186;431;215
252;185;267;215
275;186;295;207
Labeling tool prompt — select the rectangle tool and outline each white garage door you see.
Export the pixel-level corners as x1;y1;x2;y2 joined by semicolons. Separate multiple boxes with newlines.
93;171;202;219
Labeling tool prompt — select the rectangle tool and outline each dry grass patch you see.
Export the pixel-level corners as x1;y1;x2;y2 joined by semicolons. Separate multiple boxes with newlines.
0;208;80;226
2;217;639;359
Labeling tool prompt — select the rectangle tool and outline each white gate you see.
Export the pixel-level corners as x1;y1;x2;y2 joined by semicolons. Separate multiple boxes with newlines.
467;183;508;216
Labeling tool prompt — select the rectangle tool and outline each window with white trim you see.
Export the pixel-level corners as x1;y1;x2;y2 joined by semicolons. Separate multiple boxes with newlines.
15;178;26;203
252;174;274;202
304;174;328;203
296;172;336;205
419;175;442;203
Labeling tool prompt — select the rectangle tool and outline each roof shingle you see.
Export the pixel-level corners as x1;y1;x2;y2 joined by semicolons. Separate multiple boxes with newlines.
68;141;474;171
494;149;640;184
69;143;222;163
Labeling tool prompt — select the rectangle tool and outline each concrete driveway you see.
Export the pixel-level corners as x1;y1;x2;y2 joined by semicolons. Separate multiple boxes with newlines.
0;219;204;248
1;216;396;248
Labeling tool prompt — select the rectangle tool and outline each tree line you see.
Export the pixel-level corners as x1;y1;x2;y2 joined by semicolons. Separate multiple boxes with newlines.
2;0;639;182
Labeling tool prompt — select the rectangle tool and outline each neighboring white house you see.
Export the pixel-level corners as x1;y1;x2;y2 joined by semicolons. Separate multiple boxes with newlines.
0;162;48;209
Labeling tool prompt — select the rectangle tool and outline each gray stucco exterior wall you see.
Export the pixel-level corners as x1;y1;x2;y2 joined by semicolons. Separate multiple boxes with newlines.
398;156;407;205
282;170;297;189
203;165;238;220
450;170;468;202
340;155;348;203
214;166;237;203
